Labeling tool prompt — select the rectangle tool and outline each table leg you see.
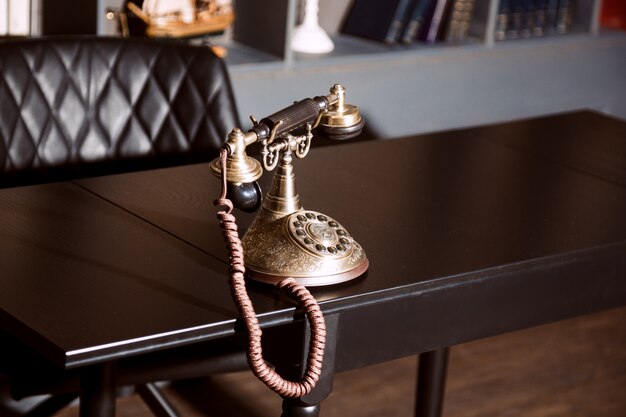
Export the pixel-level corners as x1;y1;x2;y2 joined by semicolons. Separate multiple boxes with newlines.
79;362;117;417
264;315;339;417
415;348;450;417
281;400;320;417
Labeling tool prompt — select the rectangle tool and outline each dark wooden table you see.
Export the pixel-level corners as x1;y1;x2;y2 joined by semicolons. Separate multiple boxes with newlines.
1;111;625;417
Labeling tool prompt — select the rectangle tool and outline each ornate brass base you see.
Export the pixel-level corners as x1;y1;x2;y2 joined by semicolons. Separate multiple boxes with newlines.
242;208;368;287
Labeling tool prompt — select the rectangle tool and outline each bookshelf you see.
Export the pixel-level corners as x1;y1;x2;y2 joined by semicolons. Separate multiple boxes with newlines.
208;0;626;139
216;0;602;66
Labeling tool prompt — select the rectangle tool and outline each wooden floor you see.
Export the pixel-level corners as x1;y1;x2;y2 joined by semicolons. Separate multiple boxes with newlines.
49;306;626;417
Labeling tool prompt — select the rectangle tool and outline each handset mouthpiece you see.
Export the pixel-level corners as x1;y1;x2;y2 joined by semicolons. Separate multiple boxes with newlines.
209;128;263;184
209;128;264;211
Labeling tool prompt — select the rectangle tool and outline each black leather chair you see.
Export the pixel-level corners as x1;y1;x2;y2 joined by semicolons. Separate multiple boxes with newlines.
0;36;244;416
0;36;239;188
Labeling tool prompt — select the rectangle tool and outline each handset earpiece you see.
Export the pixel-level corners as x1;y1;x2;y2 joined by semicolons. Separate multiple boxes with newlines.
316;84;365;140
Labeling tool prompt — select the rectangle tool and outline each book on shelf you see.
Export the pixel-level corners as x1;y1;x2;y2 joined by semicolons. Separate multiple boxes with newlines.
342;0;477;46
532;0;548;37
495;0;575;41
600;0;626;31
415;0;477;43
495;0;511;40
341;0;415;44
401;0;436;43
444;0;476;42
507;0;525;39
519;0;536;38
425;0;450;43
556;0;573;33
546;0;560;30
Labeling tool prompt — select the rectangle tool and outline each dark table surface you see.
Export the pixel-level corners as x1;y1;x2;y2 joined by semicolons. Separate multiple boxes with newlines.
1;110;626;375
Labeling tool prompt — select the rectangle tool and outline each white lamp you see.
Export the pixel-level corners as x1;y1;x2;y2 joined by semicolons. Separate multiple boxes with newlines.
291;0;334;54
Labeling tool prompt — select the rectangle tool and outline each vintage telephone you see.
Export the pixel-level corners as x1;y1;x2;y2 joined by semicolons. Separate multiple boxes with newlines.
211;84;368;398
211;84;368;287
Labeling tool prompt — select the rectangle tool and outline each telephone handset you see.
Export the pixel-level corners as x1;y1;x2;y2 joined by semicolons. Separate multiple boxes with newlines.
211;84;368;398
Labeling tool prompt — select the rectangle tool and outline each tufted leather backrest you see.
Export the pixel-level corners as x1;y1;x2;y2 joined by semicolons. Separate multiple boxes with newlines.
0;37;239;186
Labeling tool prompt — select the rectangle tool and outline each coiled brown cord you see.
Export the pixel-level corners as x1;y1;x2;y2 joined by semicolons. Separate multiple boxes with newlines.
213;149;326;398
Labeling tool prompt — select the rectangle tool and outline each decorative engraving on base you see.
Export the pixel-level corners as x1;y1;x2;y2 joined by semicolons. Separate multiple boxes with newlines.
242;208;367;281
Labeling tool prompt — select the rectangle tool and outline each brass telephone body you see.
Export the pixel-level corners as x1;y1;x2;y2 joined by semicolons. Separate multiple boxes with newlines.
210;84;368;286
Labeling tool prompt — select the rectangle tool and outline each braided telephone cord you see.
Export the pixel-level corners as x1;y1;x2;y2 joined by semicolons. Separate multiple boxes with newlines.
213;149;326;398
